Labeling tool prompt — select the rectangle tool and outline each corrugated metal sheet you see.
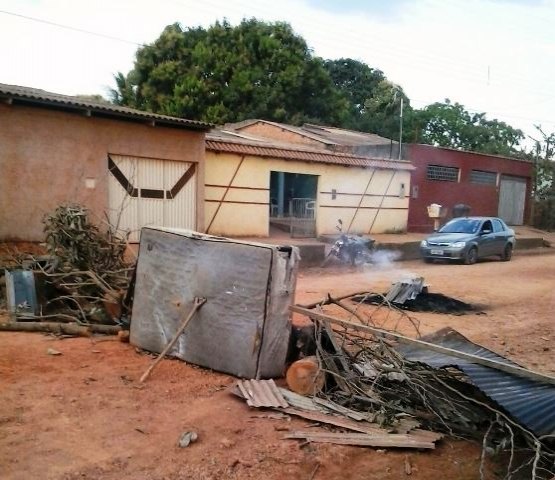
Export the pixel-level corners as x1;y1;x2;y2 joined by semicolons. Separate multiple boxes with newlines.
385;277;425;304
398;327;555;436
236;380;289;408
0;83;211;130
302;123;394;147
206;138;414;171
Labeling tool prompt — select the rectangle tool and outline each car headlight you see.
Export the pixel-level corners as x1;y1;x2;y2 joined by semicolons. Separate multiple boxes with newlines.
451;241;466;248
420;240;428;247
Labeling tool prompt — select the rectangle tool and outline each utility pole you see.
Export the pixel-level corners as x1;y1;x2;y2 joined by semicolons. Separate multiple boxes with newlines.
399;97;404;160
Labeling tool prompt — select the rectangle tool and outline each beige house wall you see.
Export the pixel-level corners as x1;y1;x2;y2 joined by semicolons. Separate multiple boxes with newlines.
0;104;205;241
205;150;410;237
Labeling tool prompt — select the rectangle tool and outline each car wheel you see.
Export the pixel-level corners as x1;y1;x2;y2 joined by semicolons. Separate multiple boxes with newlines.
464;247;478;265
501;244;513;262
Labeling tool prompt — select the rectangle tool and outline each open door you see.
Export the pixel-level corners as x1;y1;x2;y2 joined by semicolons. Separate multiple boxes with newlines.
270;171;318;237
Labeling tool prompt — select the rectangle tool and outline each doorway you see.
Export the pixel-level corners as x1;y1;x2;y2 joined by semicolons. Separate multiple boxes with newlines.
270;171;318;237
498;175;526;225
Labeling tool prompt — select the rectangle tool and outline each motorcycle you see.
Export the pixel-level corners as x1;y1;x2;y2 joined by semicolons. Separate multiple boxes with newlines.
321;219;376;267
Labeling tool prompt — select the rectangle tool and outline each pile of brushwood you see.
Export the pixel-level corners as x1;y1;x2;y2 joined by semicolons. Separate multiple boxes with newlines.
297;293;555;480
5;204;134;330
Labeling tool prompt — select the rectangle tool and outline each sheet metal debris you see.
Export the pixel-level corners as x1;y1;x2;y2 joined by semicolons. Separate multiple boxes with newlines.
130;228;299;379
233;380;442;449
236;379;288;408
385;277;425;304
291;301;554;479
398;327;555;437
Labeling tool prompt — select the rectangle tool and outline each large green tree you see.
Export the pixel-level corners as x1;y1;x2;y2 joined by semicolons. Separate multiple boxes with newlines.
324;58;409;139
112;19;348;125
408;100;524;156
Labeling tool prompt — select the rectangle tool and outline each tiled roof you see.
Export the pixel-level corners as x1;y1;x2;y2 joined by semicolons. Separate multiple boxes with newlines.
206;133;414;170
0;83;212;131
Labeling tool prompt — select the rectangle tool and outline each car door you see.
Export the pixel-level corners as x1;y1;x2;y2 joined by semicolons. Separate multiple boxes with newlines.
491;219;508;255
477;220;496;257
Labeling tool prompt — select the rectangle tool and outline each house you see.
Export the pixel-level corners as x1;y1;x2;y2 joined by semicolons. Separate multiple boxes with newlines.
407;144;533;232
225;119;399;157
204;129;413;238
227;121;532;232
0;84;211;242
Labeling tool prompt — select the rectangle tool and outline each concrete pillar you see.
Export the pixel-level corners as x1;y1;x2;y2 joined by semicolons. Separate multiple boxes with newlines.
277;172;285;217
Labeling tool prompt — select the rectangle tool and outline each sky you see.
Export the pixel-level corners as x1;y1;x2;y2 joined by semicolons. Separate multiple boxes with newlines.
1;0;555;143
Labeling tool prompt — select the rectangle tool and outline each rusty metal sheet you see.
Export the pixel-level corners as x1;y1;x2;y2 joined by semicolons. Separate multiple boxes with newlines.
236;379;288;408
130;228;299;379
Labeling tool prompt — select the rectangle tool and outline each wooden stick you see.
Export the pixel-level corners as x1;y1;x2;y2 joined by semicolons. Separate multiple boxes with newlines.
139;297;206;383
291;305;555;386
0;321;121;336
296;291;370;310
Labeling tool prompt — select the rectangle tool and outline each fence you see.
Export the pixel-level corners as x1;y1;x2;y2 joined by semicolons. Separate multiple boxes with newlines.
289;198;316;238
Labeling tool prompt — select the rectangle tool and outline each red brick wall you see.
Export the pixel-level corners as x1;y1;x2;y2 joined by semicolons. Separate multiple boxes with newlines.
407;144;533;232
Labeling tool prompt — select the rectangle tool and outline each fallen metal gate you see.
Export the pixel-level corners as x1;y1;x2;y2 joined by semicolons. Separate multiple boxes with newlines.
289;197;316;238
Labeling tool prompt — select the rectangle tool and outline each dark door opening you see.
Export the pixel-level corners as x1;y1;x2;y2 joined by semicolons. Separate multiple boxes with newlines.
270;171;318;237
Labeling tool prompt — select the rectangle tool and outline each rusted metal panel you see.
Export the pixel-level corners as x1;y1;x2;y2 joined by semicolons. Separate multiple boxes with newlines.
236;380;288;408
130;228;299;378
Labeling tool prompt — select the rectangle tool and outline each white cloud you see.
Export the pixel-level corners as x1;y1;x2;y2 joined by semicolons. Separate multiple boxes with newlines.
1;0;554;138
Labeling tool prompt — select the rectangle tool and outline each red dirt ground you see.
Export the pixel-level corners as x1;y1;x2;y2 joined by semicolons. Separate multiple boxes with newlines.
1;250;554;480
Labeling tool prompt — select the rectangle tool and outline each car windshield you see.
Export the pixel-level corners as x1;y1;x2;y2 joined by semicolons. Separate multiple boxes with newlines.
439;218;481;234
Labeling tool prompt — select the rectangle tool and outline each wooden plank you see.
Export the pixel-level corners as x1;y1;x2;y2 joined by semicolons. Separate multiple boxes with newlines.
281;407;387;435
290;306;555;386
284;431;436;449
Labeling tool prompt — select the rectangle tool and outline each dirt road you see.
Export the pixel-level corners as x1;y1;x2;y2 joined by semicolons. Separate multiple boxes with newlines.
1;251;554;480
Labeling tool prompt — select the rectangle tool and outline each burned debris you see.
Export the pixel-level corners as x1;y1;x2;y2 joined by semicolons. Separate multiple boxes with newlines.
352;276;477;314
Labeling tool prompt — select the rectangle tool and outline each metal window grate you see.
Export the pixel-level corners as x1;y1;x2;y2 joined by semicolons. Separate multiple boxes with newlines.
427;165;459;182
470;170;497;185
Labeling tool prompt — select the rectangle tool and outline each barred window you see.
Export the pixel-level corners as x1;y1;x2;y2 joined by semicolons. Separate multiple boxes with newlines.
427;165;459;182
470;169;497;185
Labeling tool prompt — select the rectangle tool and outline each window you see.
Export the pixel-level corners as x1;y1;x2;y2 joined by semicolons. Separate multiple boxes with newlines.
481;220;493;233
427;165;459;182
470;170;497;185
493;219;505;233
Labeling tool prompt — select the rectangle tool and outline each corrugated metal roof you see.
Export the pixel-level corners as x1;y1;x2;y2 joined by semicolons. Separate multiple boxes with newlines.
302;123;394;147
236;379;288;408
398;327;555;436
206;137;414;170
0;83;212;131
225;119;339;145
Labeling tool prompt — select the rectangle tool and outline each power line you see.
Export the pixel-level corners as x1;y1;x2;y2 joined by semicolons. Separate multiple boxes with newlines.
2;3;554;127
0;9;145;46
